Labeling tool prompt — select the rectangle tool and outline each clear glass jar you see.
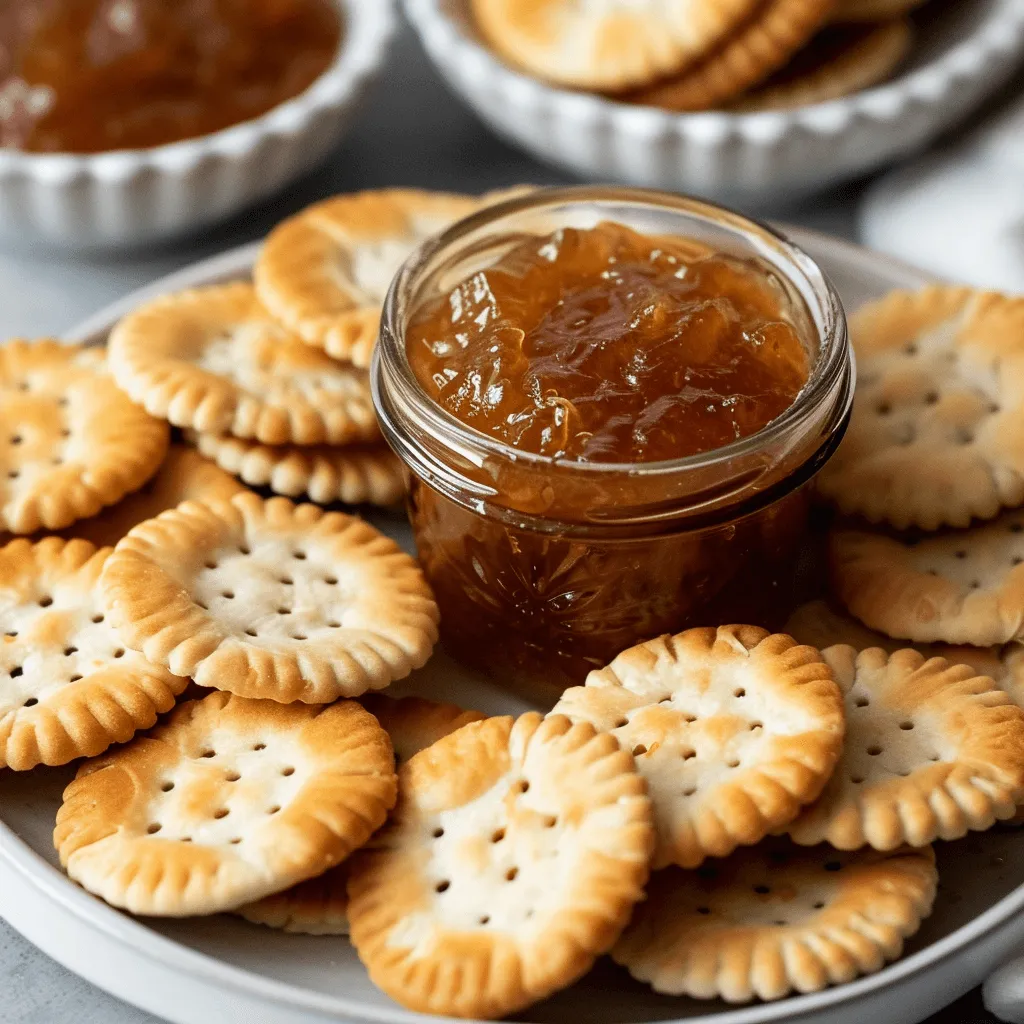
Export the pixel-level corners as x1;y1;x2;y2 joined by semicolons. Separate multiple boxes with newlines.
373;187;853;704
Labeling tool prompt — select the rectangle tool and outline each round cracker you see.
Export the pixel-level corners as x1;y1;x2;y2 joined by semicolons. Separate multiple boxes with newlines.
785;599;1024;707
347;712;653;1018
254;189;507;368
817;287;1024;530
100;493;439;704
108;283;379;446
731;19;911;111
55;692;397;916
787;645;1024;848
832;0;927;22
830;514;1024;646
0;341;169;535
552;626;845;869
0;538;187;771
238;695;485;934
626;0;835;111
613;841;937;1002
61;445;248;548
190;431;404;507
471;0;761;91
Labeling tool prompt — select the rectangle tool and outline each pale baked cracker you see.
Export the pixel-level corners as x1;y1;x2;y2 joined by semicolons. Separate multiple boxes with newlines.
471;0;761;91
731;19;911;111
613;840;937;1002
626;0;835;111
108;283;379;446
785;600;1024;707
347;713;653;1018
0;538;187;771
238;695;484;935
0;340;169;534
100;493;439;704
787;645;1024;848
817;287;1024;530
830;512;1024;646
55;691;397;916
254;189;518;367
62;445;247;548
190;431;404;508
551;626;845;869
832;0;927;22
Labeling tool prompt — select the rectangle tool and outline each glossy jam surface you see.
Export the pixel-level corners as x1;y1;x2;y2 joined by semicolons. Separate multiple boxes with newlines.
0;0;341;153
407;222;809;464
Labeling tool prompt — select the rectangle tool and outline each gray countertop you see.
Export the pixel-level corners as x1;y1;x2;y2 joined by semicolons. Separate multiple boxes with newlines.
0;14;998;1024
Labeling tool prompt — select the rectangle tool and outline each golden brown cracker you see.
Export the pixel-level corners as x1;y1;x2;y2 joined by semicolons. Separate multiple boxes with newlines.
787;645;1024;848
100;493;439;703
0;537;186;771
614;840;937;1001
108;283;379;446
0;340;169;534
552;625;845;868
55;692;397;916
347;713;653;1018
817;287;1024;530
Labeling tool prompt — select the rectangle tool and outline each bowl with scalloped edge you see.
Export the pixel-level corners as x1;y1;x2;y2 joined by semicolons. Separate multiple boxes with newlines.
404;0;1024;208
0;0;395;250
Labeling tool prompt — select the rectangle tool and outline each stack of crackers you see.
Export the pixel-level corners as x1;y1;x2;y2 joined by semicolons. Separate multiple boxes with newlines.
472;0;923;111
4;193;1024;1022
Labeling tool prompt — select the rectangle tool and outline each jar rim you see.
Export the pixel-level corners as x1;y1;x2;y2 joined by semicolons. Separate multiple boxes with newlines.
374;184;852;480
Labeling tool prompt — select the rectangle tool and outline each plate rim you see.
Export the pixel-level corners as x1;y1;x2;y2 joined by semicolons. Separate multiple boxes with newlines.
8;229;1017;1024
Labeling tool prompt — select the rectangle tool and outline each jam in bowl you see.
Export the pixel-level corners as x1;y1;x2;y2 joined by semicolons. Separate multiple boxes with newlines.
373;187;853;702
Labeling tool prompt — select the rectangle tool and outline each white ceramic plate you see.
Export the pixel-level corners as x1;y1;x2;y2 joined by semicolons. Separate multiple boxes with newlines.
3;229;1024;1024
404;0;1024;208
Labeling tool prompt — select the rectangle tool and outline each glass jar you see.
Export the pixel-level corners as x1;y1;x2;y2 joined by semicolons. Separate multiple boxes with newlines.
373;187;853;704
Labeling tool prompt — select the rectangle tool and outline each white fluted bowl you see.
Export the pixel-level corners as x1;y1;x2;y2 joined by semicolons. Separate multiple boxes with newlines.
405;0;1024;207
0;0;395;250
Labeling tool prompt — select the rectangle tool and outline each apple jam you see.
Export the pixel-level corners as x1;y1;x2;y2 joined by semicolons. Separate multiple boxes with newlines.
0;0;341;153
374;190;852;702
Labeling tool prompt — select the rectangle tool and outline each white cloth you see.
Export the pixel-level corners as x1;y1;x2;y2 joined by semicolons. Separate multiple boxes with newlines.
859;91;1024;292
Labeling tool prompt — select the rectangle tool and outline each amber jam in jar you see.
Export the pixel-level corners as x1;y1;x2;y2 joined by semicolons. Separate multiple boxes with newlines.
406;221;810;463
374;188;852;702
0;0;341;153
